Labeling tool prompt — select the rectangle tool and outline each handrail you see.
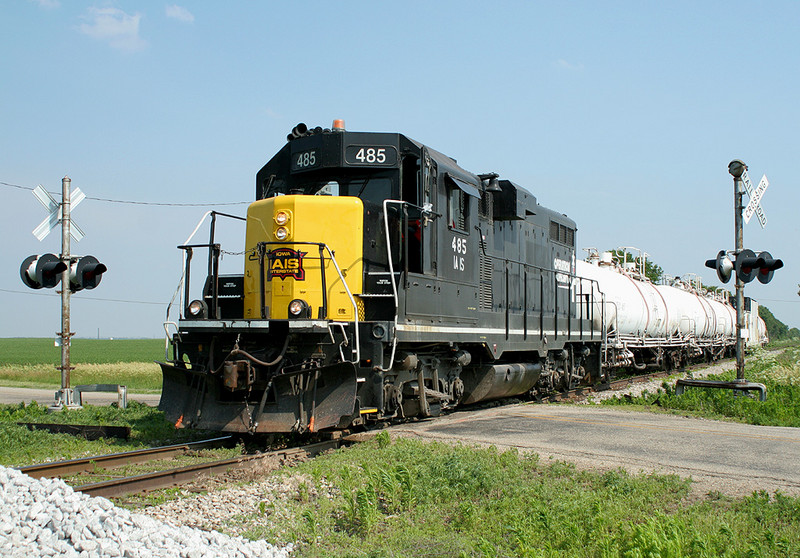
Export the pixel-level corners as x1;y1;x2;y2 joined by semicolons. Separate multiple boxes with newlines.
169;211;245;322
162;321;179;361
377;199;405;372
256;241;361;364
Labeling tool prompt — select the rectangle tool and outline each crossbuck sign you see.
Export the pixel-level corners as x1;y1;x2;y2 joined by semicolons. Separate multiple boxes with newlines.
741;169;768;228
32;184;85;241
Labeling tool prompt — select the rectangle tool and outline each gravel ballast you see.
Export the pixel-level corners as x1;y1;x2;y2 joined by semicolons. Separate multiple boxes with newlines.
0;465;292;558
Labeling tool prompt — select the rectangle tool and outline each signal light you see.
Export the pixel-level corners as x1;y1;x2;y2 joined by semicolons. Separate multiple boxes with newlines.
68;255;107;291
755;251;783;284
735;249;763;284
705;250;734;284
20;253;67;289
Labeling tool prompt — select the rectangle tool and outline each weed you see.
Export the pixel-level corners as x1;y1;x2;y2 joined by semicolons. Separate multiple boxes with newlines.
237;438;800;557
375;430;391;449
602;346;800;427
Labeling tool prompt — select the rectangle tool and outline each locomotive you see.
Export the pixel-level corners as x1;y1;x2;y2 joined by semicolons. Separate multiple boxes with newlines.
158;121;753;434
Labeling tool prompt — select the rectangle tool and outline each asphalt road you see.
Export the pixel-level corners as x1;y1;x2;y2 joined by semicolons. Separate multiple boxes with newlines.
388;403;800;497
0;386;161;407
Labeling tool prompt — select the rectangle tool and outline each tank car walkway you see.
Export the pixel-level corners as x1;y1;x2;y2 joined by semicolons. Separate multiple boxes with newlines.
388;404;800;497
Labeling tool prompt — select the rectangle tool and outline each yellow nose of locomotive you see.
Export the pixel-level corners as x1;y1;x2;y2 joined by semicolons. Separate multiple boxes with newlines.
243;195;364;321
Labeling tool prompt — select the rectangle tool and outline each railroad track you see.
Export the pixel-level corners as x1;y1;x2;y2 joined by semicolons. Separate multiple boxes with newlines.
540;358;734;403
19;436;344;499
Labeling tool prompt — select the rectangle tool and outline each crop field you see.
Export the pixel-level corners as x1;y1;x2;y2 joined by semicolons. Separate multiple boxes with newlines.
0;338;164;392
0;338;164;365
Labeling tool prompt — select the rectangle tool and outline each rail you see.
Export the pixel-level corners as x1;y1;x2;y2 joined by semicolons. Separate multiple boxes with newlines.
18;436;233;479
73;439;342;498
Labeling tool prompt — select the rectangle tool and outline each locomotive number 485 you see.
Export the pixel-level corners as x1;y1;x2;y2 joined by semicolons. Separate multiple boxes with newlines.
354;147;387;164
452;236;467;271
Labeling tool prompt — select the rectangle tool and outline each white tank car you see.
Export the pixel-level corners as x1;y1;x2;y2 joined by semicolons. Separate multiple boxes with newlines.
575;253;739;369
758;317;769;345
745;299;769;348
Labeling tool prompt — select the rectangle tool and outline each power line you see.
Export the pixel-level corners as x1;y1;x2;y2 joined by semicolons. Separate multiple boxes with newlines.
0;287;165;306
1;180;249;207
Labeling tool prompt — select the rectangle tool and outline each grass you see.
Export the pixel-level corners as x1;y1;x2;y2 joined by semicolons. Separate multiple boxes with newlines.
226;434;800;557
0;338;164;392
602;346;800;427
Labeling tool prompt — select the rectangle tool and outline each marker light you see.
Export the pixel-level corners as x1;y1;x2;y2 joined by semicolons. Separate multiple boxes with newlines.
332;119;345;131
186;299;208;319
275;227;289;240
275;211;289;225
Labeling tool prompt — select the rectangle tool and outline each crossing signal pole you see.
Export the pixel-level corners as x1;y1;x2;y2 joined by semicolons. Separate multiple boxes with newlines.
731;160;749;383
680;160;782;401
19;176;107;410
58;176;76;409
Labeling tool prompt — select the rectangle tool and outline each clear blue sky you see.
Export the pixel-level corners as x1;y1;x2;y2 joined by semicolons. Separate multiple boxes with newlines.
2;1;798;339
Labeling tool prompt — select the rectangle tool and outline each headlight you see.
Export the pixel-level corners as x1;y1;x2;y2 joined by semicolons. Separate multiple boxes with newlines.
186;299;208;319
275;226;289;240
288;299;309;317
275;211;289;225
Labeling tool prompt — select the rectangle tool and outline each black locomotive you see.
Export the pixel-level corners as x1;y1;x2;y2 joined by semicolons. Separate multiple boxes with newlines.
159;121;605;433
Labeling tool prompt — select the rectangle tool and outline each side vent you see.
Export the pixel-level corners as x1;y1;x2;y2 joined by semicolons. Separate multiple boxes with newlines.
479;238;493;310
550;221;575;247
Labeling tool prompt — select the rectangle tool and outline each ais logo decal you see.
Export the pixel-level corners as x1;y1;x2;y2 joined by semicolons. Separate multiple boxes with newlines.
268;248;307;281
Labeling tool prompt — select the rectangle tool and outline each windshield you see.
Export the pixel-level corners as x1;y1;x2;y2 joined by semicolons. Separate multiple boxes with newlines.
266;170;395;205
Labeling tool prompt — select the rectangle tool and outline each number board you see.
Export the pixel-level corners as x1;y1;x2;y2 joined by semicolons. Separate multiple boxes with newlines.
344;145;398;167
291;149;321;172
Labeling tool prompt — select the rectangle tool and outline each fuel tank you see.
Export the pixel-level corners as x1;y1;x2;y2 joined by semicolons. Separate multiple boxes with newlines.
460;363;542;405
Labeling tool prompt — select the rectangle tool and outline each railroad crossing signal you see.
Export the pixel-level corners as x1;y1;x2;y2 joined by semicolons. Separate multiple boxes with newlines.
687;159;778;399
705;249;783;284
21;177;107;410
705;250;733;283
32;184;85;241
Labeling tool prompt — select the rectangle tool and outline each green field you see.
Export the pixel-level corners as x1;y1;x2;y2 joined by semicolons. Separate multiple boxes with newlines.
0;338;164;392
0;338;165;365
